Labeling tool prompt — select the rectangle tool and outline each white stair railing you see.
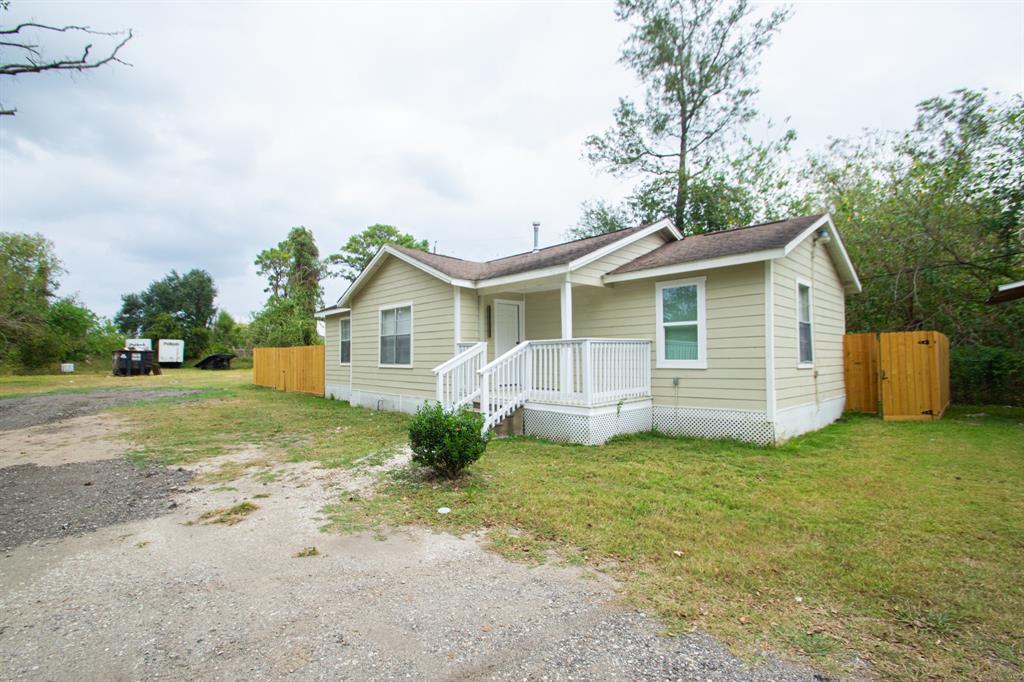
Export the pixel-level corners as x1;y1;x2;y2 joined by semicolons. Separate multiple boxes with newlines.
477;338;652;433
432;341;487;411
478;342;530;432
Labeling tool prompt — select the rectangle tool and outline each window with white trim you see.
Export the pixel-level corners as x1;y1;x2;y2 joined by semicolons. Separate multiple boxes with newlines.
338;318;351;364
797;280;813;365
656;277;707;369
379;305;412;366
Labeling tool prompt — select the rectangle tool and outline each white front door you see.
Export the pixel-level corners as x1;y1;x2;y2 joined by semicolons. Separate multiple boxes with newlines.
494;300;522;357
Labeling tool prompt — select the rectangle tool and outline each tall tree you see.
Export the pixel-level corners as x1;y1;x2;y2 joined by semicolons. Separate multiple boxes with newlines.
581;0;792;236
0;232;62;363
804;89;1023;347
328;224;429;282
115;269;217;357
0;2;133;116
250;227;326;348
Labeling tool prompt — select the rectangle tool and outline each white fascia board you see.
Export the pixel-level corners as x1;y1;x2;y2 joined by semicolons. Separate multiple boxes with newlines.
602;248;785;283
997;280;1024;292
472;263;570;290
782;213;862;294
315;307;351;319
568;218;681;272
337;246;473;307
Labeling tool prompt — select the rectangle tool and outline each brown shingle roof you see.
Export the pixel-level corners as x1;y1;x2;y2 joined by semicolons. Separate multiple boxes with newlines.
608;213;826;275
389;222;654;281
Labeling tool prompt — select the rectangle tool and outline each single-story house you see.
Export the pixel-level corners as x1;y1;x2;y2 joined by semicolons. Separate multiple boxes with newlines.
986;279;1024;304
317;212;861;445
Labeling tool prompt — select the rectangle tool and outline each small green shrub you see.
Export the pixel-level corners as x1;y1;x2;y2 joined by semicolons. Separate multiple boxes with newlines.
951;345;1024;406
408;402;490;479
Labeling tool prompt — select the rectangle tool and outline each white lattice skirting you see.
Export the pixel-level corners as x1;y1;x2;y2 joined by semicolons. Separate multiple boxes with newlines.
523;400;653;446
652;406;775;446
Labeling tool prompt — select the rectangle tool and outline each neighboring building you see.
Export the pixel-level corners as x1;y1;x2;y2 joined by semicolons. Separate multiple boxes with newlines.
986;280;1024;304
317;213;861;445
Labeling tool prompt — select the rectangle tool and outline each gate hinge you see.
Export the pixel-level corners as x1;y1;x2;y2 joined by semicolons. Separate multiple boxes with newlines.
918;339;931;345
921;409;934;415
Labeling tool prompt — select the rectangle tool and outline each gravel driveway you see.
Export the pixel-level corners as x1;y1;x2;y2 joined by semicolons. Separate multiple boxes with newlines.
0;388;831;681
0;388;198;431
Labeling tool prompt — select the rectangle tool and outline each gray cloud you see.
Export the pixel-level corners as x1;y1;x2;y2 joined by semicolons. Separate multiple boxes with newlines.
1;0;1020;320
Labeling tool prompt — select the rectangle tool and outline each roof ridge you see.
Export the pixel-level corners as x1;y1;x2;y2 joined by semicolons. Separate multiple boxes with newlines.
483;220;660;264
687;212;826;238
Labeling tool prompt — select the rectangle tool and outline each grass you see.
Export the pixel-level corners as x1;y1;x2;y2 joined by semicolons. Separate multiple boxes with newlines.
294;546;320;558
198;501;259;525
4;367;1020;677
83;369;411;470
346;407;1024;680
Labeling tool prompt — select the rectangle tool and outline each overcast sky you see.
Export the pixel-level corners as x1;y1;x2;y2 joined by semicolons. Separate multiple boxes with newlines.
1;1;1021;320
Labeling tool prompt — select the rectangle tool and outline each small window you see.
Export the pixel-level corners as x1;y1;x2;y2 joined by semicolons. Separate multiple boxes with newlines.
797;280;813;366
380;305;412;366
656;278;706;369
339;318;351;364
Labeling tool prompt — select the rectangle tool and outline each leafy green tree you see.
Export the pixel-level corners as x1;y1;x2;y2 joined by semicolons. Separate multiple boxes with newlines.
210;310;243;352
284;226;323;318
46;296;95;361
255;246;289;299
0;232;63;365
247;297;319;348
327;224;428;282
579;0;793;236
115;269;217;358
805;89;1023;349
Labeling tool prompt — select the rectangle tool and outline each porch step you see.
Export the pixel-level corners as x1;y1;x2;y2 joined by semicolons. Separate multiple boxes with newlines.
491;405;524;438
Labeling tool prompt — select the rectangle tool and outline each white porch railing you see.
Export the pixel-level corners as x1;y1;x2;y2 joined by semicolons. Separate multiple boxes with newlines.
477;338;651;432
432;341;487;411
455;341;478;354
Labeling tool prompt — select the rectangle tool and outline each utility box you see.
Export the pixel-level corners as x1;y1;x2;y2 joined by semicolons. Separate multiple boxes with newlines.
125;338;152;351
112;349;155;376
158;339;185;366
60;363;75;373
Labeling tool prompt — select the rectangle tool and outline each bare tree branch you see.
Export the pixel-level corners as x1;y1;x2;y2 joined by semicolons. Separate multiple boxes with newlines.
0;20;133;115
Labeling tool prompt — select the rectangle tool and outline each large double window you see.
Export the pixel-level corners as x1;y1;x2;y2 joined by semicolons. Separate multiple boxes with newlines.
338;318;351;364
656;277;707;369
379;304;412;367
797;279;813;366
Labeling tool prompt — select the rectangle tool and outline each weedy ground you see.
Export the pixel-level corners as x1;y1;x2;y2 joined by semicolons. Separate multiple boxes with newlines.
4;369;1021;679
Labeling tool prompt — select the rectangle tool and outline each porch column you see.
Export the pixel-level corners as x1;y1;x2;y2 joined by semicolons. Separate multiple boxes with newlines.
559;276;574;397
560;277;573;339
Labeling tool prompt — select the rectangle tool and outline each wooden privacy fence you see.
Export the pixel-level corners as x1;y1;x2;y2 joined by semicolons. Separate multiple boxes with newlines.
844;331;950;420
253;345;325;396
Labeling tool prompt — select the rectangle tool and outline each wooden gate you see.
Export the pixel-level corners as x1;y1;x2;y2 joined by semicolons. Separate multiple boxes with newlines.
253;345;325;396
844;331;950;420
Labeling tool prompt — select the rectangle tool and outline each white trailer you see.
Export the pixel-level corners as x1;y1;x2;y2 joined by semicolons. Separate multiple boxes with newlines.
158;339;185;365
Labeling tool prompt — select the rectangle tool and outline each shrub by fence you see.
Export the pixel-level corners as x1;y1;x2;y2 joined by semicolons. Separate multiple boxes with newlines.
950;345;1024;407
253;345;324;396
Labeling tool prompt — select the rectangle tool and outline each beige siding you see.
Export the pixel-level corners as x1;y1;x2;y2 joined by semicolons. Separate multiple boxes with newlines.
457;287;480;343
324;312;351;388
773;236;846;409
572;233;668;286
349;256;455;399
524;289;561;340
566;262;767;410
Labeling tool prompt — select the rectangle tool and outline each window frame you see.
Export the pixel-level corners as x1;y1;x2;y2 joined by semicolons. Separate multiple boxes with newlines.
377;302;413;368
338;317;351;365
795;277;814;368
655;276;707;370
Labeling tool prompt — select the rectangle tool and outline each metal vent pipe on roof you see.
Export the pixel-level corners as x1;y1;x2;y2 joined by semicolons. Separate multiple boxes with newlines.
532;222;540;252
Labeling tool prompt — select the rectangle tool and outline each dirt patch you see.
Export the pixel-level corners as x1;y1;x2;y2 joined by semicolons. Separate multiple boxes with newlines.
0;388;199;431
0;414;131;468
0;458;192;550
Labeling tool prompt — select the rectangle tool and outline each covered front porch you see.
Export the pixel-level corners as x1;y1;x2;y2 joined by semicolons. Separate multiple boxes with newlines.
437;277;655;445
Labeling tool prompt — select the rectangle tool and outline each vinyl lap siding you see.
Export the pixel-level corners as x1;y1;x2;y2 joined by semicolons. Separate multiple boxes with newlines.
773;237;846;409
350;257;454;399
324;312;351;388
572;233;669;286
458;287;480;342
571;262;766;410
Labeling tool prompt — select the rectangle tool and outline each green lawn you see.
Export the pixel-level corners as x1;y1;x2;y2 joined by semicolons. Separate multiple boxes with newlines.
4;369;1021;678
346;407;1024;680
